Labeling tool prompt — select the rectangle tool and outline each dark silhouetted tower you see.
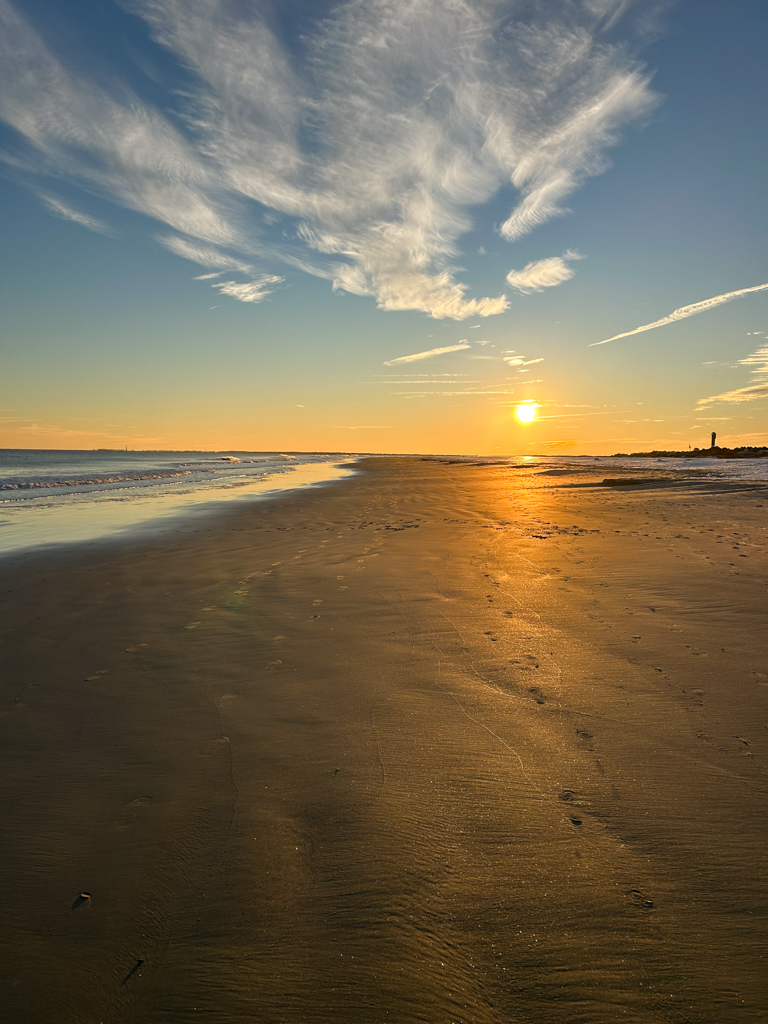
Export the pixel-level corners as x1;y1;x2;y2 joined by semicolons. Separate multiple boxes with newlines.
711;431;716;449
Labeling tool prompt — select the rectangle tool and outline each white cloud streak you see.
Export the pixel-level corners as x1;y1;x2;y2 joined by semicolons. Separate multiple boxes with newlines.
38;193;111;234
0;1;234;242
592;283;768;346
383;343;471;366
395;389;516;397
213;276;284;304
157;235;253;273
696;343;768;408
1;0;659;317
506;250;583;293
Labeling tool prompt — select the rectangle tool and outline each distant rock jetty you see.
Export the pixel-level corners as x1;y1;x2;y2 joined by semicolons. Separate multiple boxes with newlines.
612;446;768;459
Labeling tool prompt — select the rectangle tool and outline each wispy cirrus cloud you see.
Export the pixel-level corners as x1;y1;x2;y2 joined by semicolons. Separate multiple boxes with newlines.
38;193;112;235
506;251;584;293
502;352;543;367
383;343;471;366
592;283;768;346
213;276;284;304
157;235;253;274
0;2;233;242
363;374;471;380
395;387;516;397
542;439;577;449
696;343;768;408
1;0;660;316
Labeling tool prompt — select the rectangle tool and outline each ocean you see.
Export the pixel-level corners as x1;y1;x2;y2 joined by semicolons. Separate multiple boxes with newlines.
0;449;355;556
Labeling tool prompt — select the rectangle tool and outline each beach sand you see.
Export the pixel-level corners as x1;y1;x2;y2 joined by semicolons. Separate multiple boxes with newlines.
0;456;766;1023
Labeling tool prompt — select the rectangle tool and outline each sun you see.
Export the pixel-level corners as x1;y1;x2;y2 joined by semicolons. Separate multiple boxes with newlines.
515;403;537;423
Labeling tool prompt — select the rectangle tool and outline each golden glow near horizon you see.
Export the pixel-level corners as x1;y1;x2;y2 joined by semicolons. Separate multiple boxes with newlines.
515;403;537;424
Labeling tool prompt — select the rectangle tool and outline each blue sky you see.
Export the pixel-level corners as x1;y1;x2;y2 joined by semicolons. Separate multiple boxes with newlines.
1;0;766;453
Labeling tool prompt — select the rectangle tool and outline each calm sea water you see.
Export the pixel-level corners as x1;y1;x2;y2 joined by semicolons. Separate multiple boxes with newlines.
0;450;355;555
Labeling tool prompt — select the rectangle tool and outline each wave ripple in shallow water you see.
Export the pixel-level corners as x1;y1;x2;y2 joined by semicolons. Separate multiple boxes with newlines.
0;449;354;554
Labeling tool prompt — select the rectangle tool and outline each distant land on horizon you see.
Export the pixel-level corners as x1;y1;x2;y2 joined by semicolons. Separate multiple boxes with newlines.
612;445;768;459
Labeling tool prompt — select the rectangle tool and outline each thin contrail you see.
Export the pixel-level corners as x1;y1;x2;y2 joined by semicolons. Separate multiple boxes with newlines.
383;343;470;365
590;282;768;346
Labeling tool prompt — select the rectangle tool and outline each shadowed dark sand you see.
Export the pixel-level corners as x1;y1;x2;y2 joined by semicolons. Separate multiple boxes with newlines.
0;457;766;1023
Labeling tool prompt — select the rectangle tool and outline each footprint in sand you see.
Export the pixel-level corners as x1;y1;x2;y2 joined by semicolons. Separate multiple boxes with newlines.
184;622;202;630
84;670;108;681
116;795;153;829
339;586;348;590
576;727;594;748
309;614;320;620
266;660;283;670
125;643;148;652
559;789;577;803
273;635;287;644
127;796;152;809
628;888;654;909
312;600;322;606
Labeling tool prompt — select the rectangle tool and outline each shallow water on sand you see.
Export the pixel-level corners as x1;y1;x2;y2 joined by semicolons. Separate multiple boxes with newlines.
0;450;354;554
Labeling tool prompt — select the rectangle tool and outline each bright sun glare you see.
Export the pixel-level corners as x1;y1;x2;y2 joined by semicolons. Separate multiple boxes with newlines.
515;403;537;423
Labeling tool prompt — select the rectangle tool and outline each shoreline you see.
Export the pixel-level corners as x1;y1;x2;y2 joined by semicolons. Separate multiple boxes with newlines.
0;458;357;560
1;457;766;1022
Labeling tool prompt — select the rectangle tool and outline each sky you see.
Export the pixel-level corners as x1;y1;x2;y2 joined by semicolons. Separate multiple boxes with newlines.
1;0;766;455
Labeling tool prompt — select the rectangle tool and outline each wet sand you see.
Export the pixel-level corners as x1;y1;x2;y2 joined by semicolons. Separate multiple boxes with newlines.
0;456;766;1023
